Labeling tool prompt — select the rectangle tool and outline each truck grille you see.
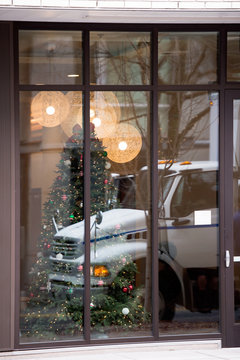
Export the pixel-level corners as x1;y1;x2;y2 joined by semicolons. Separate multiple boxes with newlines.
51;261;74;274
51;237;83;259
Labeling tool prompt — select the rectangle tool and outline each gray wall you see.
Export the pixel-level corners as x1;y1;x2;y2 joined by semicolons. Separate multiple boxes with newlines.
0;22;14;351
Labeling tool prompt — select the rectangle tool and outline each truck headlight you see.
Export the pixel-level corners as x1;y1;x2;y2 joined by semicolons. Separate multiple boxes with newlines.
93;265;109;277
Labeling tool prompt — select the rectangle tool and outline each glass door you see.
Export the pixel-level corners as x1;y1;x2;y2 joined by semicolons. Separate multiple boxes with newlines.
224;91;240;347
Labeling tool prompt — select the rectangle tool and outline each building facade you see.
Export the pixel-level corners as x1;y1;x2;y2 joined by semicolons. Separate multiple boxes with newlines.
1;1;240;352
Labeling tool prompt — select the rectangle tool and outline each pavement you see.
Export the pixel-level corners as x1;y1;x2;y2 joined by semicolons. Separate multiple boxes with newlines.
1;341;240;360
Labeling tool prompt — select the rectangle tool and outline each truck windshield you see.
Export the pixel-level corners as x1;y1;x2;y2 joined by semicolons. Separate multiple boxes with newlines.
137;170;175;210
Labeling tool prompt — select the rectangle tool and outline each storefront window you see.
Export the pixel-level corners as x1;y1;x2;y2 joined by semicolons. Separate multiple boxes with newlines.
18;28;220;345
227;32;240;82
20;91;85;342
158;91;219;334
89;91;151;338
19;30;83;85
90;32;150;85
158;32;218;85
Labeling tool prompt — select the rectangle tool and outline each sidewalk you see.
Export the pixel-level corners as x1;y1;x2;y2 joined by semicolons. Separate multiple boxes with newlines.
1;341;240;360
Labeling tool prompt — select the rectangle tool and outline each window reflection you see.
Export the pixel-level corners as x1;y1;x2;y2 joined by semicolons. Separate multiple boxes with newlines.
233;100;240;322
158;91;219;334
20;91;85;342
90;32;150;85
227;33;240;82
19;31;82;85
158;33;218;85
89;91;152;338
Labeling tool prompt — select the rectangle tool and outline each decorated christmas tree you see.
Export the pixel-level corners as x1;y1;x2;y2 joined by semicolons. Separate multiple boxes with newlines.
21;123;149;340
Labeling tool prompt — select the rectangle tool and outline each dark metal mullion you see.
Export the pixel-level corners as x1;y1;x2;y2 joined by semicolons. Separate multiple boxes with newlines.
17;84;223;92
223;90;235;347
219;27;227;345
17;84;85;92
151;27;159;340
83;30;91;343
13;23;21;350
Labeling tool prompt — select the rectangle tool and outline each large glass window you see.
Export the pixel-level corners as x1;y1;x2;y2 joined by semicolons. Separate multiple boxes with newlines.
19;90;85;342
19;31;83;85
158;91;219;334
89;91;151;338
158;32;218;85
90;32;151;85
233;100;240;322
227;33;240;82
18;28;220;345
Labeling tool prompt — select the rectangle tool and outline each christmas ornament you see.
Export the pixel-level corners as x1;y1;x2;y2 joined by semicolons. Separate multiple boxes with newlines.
77;265;83;272
122;287;128;293
98;280;104;286
105;161;111;170
61;194;67;201
129;284;133;291
64;159;71;166
122;307;130;315
90;302;95;308
104;179;108;184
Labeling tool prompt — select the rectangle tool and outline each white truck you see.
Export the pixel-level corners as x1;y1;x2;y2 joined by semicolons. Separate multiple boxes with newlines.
48;161;219;319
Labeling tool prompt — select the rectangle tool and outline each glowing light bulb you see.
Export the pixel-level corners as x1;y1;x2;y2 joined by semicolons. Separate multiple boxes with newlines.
46;106;55;115
118;141;128;151
92;117;101;127
90;109;95;118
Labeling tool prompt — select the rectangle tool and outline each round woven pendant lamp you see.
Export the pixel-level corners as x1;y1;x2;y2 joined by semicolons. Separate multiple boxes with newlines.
31;91;70;128
102;123;142;163
90;92;119;139
101;91;121;121
61;91;83;137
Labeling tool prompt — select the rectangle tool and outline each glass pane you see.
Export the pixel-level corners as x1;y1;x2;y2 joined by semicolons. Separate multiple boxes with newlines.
233;99;240;322
20;91;85;342
227;33;240;82
158;33;218;85
158;91;219;334
90;32;151;85
89;91;152;338
19;31;82;85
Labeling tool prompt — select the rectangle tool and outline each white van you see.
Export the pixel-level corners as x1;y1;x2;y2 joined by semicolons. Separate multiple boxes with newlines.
48;161;219;319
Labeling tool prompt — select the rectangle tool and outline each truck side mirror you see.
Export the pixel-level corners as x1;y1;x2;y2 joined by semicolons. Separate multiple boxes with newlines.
96;211;103;225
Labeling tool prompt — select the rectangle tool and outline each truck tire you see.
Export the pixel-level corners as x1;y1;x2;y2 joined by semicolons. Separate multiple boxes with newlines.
159;288;175;321
159;262;181;321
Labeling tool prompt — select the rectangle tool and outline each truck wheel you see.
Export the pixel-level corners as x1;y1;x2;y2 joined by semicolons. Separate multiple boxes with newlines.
159;289;175;321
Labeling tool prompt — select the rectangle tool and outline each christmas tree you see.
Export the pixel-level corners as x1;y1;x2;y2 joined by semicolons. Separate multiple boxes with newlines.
21;123;149;340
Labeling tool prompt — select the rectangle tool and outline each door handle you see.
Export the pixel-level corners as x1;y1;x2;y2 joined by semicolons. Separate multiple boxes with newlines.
225;250;230;268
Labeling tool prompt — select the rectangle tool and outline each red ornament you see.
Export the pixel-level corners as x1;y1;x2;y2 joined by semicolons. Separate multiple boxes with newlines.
122;287;128;293
62;194;67;201
104;179;108;184
57;176;62;180
43;242;51;249
30;292;34;298
129;285;133;291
